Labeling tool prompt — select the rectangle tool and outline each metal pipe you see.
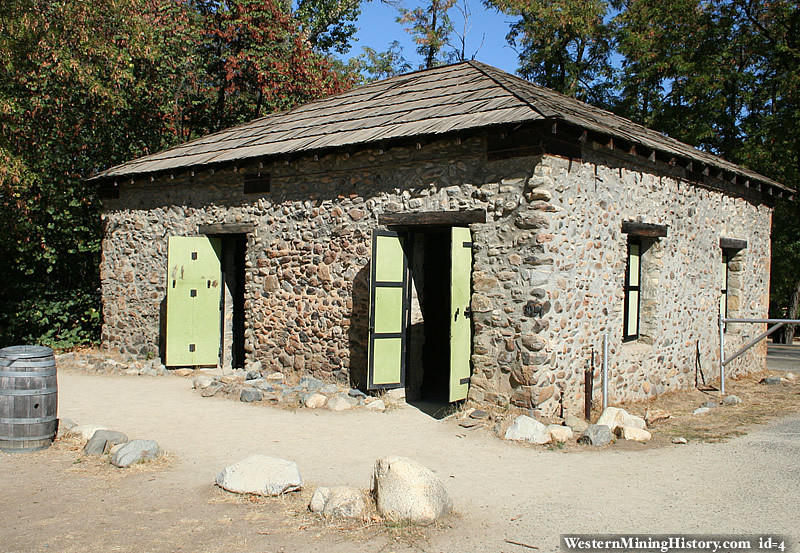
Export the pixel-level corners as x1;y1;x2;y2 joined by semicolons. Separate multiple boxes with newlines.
723;323;785;366
723;318;800;324
602;333;609;410
719;312;725;395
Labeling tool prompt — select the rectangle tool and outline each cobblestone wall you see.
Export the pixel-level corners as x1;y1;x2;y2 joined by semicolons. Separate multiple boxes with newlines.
100;133;772;415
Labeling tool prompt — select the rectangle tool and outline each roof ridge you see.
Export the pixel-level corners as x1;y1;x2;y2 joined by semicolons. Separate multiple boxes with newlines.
466;60;557;119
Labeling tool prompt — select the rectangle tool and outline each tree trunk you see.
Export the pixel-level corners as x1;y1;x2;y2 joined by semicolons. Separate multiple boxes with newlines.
784;279;800;343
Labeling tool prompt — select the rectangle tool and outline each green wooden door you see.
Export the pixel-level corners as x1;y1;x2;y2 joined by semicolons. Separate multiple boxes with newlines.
165;236;223;366
449;227;472;402
367;231;408;389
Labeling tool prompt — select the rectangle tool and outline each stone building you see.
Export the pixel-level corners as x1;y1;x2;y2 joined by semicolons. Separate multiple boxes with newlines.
92;61;791;416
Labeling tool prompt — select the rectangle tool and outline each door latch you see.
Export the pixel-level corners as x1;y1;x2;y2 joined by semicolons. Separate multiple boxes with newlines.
464;306;472;319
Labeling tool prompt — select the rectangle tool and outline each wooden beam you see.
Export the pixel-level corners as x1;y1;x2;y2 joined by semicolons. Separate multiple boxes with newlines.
720;237;747;250
379;209;487;227
622;221;668;238
198;223;254;235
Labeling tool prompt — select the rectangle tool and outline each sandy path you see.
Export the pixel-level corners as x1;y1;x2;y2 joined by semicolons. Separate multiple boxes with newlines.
4;369;799;552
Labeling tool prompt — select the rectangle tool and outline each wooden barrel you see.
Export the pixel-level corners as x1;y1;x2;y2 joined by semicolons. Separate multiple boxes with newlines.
0;345;58;452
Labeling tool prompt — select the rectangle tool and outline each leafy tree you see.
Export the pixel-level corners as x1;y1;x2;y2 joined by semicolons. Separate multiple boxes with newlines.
0;0;358;348
355;41;414;82
294;0;362;54
398;0;457;69
486;0;615;105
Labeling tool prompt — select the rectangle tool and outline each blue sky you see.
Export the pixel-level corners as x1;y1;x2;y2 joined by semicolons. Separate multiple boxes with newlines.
338;0;520;74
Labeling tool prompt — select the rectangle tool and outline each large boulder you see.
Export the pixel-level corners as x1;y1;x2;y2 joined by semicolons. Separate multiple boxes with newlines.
84;430;128;456
111;439;161;467
372;457;452;525
309;486;366;519
504;415;551;444
215;455;302;496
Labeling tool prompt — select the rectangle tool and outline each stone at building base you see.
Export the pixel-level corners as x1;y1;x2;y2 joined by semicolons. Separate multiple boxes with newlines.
616;426;651;442
504;415;551;444
564;415;589;433
240;388;263;402
722;395;742;405
547;424;574;443
577;425;613;446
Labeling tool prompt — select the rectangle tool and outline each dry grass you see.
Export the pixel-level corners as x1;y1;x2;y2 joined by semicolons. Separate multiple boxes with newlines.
52;434;175;477
634;371;800;445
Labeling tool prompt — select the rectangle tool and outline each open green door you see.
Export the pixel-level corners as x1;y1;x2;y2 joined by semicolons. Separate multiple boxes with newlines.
449;227;472;402
367;231;408;390
165;236;223;366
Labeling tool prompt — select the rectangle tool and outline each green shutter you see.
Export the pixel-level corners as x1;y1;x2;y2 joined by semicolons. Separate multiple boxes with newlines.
367;231;408;389
165;236;222;366
449;227;472;402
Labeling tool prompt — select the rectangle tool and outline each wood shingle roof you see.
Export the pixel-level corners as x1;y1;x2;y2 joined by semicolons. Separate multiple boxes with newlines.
92;61;788;195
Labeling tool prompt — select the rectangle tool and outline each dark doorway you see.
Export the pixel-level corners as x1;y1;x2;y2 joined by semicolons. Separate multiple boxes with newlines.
221;236;247;369
405;229;451;409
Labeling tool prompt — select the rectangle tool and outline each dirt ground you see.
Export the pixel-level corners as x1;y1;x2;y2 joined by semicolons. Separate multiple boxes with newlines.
2;368;799;553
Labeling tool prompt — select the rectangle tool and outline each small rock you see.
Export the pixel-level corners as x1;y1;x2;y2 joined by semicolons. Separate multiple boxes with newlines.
617;426;651;442
372;456;452;525
215;455;302;496
622;413;647;429
193;375;216;389
384;388;406;402
309;486;366;519
672;437;688;445
245;370;262;381
564;415;589;433
299;376;324;392
66;424;109;442
595;407;627;432
173;368;194;377
693;407;711;416
201;383;223;397
645;408;671;425
327;395;354;411
304;393;327;409
365;399;386;411
785;372;797;381
700;401;719;409
547;424;574;443
56;417;78;438
469;409;489;420
348;388;367;398
111;440;161;468
84;430;128;456
504;415;550;444
320;384;339;395
577;424;613;446
248;361;263;373
761;376;782;385
240;388;263;402
266;372;285;383
722;395;742;405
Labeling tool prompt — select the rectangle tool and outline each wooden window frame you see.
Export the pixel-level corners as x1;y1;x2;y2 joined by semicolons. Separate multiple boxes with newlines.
623;237;642;342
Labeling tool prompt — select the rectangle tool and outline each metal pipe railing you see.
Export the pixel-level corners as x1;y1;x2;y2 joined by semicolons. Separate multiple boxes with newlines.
719;316;800;394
